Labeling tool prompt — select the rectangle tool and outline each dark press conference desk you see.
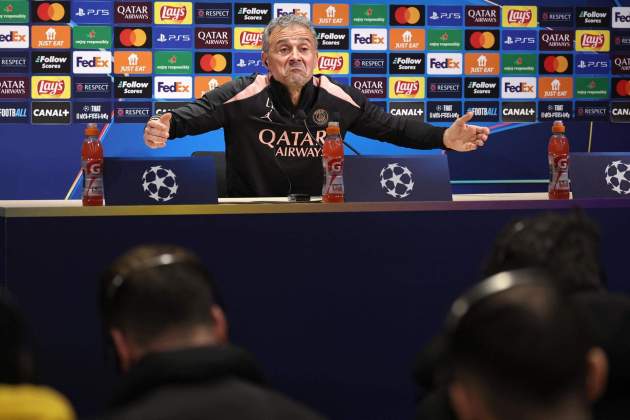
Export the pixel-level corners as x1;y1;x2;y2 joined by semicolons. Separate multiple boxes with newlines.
1;195;629;420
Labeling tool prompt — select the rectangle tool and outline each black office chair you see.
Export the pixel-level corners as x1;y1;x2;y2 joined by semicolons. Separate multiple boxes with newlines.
191;151;227;197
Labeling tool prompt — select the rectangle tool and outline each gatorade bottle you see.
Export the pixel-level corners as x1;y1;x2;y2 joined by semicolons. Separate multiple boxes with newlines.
322;121;344;203
81;123;104;206
548;120;570;200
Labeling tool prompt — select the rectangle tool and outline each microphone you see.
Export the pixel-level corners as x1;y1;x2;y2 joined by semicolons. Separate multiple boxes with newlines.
295;110;361;155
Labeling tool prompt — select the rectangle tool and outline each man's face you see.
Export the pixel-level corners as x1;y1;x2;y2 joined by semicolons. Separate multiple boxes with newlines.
263;24;318;89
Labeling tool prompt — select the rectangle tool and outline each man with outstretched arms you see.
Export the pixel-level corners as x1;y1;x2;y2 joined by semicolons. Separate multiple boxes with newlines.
144;15;490;197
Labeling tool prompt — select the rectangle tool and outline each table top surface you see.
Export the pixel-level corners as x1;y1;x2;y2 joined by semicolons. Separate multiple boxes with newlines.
0;193;628;218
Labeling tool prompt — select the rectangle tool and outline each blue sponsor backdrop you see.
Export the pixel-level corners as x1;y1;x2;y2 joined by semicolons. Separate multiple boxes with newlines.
1;0;630;198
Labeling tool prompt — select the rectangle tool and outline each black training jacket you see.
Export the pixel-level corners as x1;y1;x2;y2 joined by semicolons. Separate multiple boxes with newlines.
168;73;446;197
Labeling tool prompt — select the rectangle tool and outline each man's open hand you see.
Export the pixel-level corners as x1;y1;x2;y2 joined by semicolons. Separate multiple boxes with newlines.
443;112;490;152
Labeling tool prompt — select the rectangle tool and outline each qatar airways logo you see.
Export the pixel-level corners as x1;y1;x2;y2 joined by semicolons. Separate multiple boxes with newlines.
507;10;532;24
394;80;419;95
37;79;65;96
240;31;262;46
160;5;187;21
318;56;343;71
581;33;605;49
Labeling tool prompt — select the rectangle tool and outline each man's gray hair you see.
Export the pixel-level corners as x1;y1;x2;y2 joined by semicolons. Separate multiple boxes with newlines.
262;14;318;53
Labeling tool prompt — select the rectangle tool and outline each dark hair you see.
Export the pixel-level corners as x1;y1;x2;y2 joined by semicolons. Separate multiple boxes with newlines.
0;294;33;383
483;211;605;295
448;272;592;419
100;244;222;346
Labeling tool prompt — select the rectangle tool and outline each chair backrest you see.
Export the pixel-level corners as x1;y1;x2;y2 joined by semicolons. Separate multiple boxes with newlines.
192;151;227;197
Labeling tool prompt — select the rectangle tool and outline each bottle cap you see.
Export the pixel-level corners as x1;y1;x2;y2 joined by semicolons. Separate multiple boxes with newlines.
552;120;565;133
85;123;99;136
326;121;340;135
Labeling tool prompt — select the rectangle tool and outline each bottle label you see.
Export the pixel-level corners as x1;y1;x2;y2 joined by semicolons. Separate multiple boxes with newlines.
549;155;570;192
82;160;104;197
322;156;344;196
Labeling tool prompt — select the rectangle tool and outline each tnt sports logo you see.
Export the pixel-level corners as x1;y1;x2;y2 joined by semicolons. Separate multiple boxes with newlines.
389;28;424;50
351;28;387;51
390;5;423;25
503;6;537;27
389;77;424;99
576;30;610;52
73;51;112;74
117;28;149;47
312;4;348;26
155;76;192;99
154;2;192;24
31;75;71;99
274;3;310;19
234;27;263;49
502;77;536;99
605;161;630;195
0;26;29;48
613;7;630;29
317;52;348;74
427;53;462;75
31;25;71;49
142;165;179;202
380;163;414;199
467;30;497;50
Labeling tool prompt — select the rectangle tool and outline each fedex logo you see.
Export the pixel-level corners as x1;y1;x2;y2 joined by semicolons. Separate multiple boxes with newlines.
613;7;630;28
351;29;387;50
502;30;537;51
427;53;462;75
154;76;192;98
273;3;310;19
427;6;463;26
501;77;536;98
73;51;112;74
0;26;29;48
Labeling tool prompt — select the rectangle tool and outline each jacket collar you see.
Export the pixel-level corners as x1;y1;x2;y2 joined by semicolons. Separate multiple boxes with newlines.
268;75;319;117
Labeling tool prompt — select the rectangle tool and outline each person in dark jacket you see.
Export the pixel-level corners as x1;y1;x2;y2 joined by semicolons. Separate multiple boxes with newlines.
99;244;325;420
143;14;490;197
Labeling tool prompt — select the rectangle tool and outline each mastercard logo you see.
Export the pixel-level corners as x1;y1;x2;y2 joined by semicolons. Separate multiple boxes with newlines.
36;2;66;22
393;6;421;25
543;55;569;73
118;28;148;47
199;54;228;72
469;31;496;49
615;80;630;97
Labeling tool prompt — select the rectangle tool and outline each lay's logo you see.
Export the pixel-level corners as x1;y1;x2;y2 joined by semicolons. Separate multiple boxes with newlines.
576;30;609;52
507;10;531;24
37;79;65;96
31;75;71;99
235;28;264;49
154;2;192;24
502;6;537;27
316;52;348;74
388;76;424;99
394;80;419;95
